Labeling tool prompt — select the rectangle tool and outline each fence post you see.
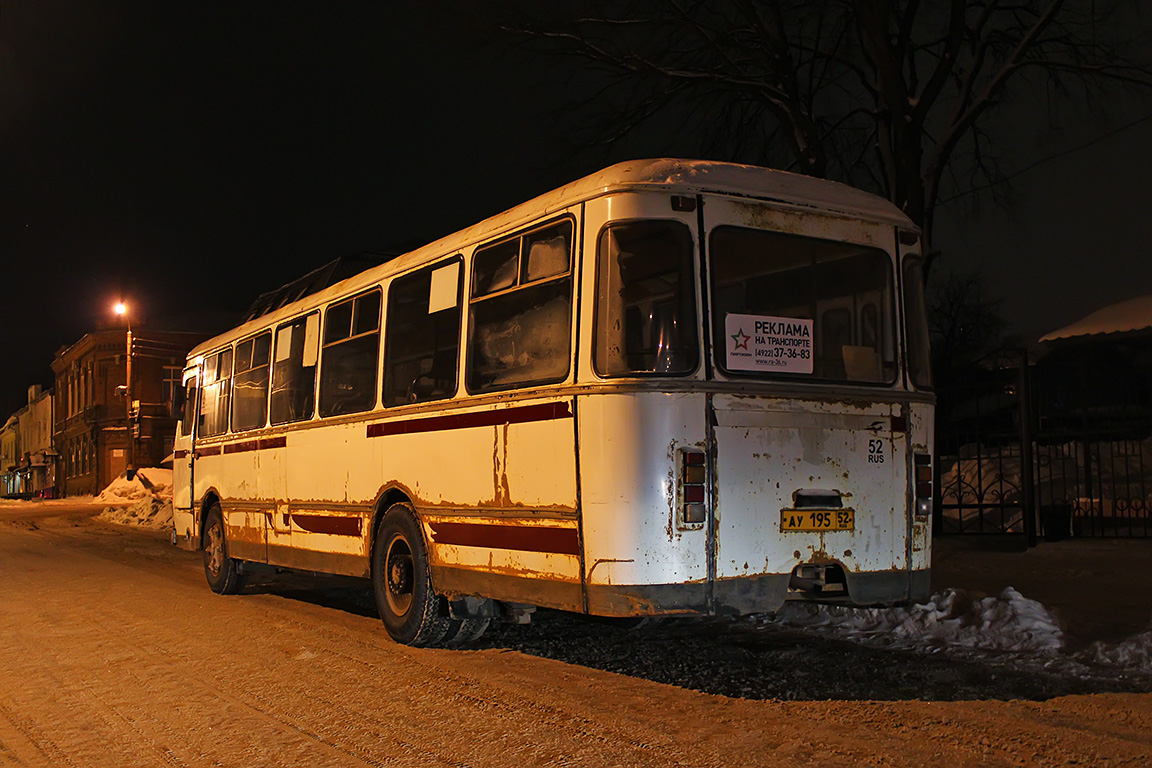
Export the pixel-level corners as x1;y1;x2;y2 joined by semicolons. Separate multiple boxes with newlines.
1019;349;1038;547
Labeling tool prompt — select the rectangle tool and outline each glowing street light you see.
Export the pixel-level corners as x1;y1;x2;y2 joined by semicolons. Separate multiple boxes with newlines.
114;301;135;474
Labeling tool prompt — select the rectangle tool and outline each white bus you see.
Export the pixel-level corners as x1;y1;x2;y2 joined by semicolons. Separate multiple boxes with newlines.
172;159;935;646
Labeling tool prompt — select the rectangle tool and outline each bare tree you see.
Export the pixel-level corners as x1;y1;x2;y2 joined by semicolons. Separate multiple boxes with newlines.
928;270;1008;375
490;1;1151;269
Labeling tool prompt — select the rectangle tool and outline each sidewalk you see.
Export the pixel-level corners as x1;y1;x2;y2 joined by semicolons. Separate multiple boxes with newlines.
931;535;1152;648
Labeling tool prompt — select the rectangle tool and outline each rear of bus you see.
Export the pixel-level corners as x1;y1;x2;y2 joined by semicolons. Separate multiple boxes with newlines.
578;164;934;617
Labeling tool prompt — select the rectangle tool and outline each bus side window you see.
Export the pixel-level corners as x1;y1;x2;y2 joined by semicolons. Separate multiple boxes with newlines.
232;332;272;431
467;220;573;392
595;221;698;376
383;260;462;406
319;290;381;417
198;348;233;438
181;379;197;437
271;312;319;424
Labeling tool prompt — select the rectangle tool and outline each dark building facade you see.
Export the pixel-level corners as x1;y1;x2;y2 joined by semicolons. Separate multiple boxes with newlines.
52;328;208;496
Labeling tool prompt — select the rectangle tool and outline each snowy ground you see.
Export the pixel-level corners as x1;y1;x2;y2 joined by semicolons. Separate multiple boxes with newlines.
758;588;1152;682
5;472;1152;693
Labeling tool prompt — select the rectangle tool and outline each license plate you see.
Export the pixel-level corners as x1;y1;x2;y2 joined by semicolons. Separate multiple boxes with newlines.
781;509;855;532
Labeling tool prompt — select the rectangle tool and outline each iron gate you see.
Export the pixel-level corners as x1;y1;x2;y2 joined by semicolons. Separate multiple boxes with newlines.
936;349;1152;539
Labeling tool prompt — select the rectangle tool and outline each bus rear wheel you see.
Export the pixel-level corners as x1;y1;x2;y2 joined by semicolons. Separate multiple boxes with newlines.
372;504;455;647
203;504;243;595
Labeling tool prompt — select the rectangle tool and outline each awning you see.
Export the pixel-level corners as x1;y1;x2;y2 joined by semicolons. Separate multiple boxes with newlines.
1039;294;1152;343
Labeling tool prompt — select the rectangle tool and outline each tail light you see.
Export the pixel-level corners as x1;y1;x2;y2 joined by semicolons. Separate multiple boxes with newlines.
679;448;708;527
914;453;932;519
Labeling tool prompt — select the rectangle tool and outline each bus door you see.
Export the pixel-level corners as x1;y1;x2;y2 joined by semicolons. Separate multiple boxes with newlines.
702;197;911;607
172;365;199;542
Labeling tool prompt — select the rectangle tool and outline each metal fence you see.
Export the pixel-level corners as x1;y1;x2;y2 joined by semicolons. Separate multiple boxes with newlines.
935;348;1152;539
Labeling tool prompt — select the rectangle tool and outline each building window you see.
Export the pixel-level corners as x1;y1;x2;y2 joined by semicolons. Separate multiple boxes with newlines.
162;366;181;413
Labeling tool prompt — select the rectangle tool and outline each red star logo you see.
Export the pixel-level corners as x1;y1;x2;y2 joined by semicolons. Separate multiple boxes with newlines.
730;327;750;350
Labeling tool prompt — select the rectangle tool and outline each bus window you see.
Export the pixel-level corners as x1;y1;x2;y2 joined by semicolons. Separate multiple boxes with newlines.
710;226;896;384
319;290;381;417
198;348;233;437
383;260;462;406
181;377;197;437
595;221;698;376
232;332;271;431
270;312;319;424
467;220;573;392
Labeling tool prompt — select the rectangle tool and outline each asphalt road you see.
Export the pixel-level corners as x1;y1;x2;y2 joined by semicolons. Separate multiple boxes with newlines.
1;508;1151;767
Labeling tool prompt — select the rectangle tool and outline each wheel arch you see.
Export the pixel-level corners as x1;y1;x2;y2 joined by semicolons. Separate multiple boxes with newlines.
197;489;222;550
369;485;420;566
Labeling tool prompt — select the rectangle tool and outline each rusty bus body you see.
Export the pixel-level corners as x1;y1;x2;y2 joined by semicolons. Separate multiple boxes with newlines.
172;159;934;646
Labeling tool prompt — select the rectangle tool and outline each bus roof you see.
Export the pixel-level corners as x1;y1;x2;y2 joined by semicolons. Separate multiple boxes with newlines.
191;159;915;357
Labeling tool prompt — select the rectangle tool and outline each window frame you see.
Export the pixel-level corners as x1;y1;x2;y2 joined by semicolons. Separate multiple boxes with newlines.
230;330;273;432
382;256;464;408
318;288;383;418
465;215;577;395
708;225;899;386
269;310;321;426
592;218;701;379
198;346;234;438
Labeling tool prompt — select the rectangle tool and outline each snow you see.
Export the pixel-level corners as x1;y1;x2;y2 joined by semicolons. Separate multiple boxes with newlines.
762;587;1064;654
96;468;174;530
761;587;1152;676
1040;293;1152;342
1089;630;1152;669
0;495;96;508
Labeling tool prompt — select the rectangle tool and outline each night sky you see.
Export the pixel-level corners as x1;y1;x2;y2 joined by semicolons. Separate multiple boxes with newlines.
3;1;1152;419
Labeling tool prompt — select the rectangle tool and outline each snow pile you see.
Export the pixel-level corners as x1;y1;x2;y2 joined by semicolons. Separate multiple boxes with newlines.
763;587;1065;654
97;468;174;529
1088;630;1152;672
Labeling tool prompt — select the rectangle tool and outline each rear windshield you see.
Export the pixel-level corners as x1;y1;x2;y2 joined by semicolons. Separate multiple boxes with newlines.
710;226;897;384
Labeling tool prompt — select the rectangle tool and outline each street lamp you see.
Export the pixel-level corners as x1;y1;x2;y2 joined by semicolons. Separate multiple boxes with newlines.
114;301;134;474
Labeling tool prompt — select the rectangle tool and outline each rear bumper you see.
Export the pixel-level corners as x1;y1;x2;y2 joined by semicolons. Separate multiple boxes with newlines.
585;568;932;617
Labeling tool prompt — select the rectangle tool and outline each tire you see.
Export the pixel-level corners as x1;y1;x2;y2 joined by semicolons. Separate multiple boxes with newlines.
202;504;243;595
446;618;490;646
372;504;454;647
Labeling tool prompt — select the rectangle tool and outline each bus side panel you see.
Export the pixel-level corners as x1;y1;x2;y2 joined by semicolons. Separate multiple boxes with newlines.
204;451;270;563
578;392;710;616
908;401;934;580
372;399;582;610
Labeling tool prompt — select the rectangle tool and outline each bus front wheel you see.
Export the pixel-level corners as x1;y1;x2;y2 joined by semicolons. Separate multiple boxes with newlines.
372;505;454;647
203;504;243;595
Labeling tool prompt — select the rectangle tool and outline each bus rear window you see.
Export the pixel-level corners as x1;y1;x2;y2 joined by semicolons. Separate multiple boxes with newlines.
710;226;896;384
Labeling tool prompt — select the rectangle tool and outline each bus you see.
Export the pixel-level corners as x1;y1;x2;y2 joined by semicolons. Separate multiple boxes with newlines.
172;159;935;646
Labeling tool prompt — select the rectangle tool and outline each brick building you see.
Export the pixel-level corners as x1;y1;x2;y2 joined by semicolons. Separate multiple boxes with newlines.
52;328;208;496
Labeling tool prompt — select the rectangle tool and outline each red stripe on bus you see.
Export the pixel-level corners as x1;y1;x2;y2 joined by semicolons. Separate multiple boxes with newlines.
293;514;362;537
428;521;580;556
366;401;573;439
197;435;287;457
